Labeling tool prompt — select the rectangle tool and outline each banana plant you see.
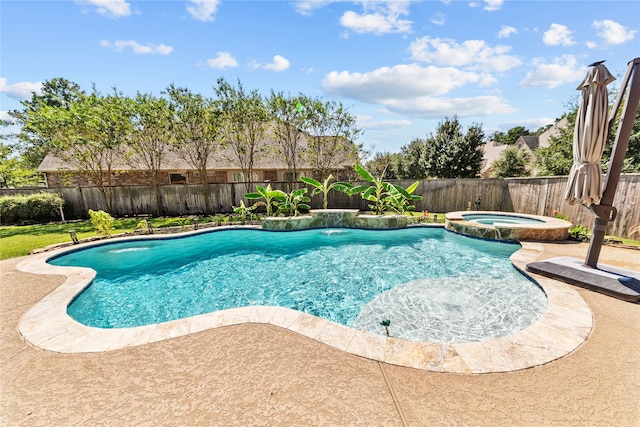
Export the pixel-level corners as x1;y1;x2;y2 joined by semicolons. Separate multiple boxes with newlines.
244;184;286;216
348;165;394;215
232;200;262;224
387;181;422;214
299;174;353;209
349;165;422;215
274;188;311;217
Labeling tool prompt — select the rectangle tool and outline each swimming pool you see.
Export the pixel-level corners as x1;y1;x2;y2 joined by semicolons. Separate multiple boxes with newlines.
51;227;547;344
461;213;545;225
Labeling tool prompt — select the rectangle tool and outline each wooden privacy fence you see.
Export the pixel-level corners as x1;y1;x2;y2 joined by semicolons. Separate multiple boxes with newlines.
2;174;638;238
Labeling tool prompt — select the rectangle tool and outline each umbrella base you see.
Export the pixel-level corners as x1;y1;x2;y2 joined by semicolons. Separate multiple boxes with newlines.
526;256;640;303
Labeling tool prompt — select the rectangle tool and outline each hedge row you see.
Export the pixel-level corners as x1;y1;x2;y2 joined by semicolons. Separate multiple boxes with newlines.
0;193;65;225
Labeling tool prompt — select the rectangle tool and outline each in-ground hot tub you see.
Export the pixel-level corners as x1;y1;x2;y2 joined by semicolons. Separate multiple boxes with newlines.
445;211;572;242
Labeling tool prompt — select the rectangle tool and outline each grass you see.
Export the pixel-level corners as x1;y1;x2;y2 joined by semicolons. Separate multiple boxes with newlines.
0;216;230;260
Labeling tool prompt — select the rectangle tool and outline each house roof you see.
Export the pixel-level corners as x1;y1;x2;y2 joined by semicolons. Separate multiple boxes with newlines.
538;116;568;148
480;140;509;177
515;136;541;151
512;116;570;154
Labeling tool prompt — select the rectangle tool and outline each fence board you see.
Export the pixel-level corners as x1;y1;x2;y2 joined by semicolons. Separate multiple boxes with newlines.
2;174;638;238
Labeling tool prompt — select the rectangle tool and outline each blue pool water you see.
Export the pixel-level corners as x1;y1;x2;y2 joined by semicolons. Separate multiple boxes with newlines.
52;227;548;343
462;213;545;225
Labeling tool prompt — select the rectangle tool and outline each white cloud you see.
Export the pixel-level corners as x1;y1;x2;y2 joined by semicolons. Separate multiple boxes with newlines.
543;23;575;46
205;52;238;69
187;0;220;22
593;19;636;45
1;110;13;121
498;25;517;39
293;0;335;16
100;40;173;55
431;13;445;26
586;41;598;49
519;55;585;89
322;64;485;101
357;115;412;130
263;55;291;72
321;63;514;118
340;1;412;35
251;55;291;72
76;0;131;18
0;78;43;100
409;36;521;72
484;0;503;12
384;95;515;118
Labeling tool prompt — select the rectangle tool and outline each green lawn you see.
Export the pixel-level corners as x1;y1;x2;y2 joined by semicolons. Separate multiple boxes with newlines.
1;220;134;260
0;216;225;260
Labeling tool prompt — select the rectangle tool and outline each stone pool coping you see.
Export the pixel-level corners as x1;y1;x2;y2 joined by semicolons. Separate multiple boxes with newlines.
445;210;573;242
16;225;593;374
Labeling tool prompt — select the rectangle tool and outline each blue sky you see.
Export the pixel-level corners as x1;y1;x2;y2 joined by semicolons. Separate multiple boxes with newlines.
1;0;638;155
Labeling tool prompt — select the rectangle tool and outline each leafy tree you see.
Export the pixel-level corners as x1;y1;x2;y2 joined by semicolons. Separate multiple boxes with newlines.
504;126;530;145
602;106;640;173
0;147;43;188
397;138;427;179
165;84;222;212
364;151;400;179
266;91;307;182
0;121;43;188
489;130;505;145
302;98;362;180
40;89;133;211
535;112;576;176
491;146;532;178
126;93;173;215
489;126;530;145
536;97;640;176
422;116;485;178
215;78;270;191
10;78;85;169
534;123;553;136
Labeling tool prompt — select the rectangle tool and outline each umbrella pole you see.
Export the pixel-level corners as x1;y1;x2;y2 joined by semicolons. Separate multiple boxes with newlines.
585;58;640;268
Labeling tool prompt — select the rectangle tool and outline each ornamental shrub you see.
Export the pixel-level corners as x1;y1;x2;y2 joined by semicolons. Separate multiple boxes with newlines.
0;192;64;224
88;209;114;236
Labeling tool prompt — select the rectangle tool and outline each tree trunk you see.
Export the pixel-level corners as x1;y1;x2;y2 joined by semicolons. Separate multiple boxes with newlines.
152;171;164;216
200;166;211;213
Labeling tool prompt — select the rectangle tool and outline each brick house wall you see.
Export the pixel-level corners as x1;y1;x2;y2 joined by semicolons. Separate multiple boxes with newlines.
43;168;315;188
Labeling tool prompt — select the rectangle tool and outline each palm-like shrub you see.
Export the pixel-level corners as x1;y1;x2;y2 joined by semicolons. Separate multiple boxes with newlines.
244;184;286;216
300;174;353;209
349;165;422;215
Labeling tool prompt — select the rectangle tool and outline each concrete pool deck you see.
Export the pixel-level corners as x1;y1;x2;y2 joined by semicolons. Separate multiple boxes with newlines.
1;241;639;425
14;236;592;374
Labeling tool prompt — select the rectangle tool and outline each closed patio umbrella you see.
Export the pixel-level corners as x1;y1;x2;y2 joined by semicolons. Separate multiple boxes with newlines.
564;62;616;206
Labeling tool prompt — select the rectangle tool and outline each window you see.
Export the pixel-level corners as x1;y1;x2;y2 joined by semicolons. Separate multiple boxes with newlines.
208;171;227;183
263;170;277;182
233;172;245;183
169;173;187;184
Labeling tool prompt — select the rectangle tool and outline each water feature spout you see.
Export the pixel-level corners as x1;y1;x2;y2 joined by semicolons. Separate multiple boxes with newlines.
323;210;345;228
